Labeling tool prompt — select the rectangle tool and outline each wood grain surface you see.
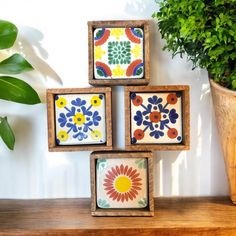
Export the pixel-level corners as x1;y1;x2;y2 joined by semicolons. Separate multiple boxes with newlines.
0;197;235;235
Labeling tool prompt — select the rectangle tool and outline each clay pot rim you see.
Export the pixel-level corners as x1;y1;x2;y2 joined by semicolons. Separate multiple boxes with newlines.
210;79;236;97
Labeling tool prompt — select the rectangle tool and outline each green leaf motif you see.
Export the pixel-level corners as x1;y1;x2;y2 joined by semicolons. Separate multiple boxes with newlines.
0;117;15;150
134;29;143;37
0;76;41;104
0;20;18;49
0;54;34;74
138;198;147;208
96;159;107;171
97;199;110;208
135;159;147;169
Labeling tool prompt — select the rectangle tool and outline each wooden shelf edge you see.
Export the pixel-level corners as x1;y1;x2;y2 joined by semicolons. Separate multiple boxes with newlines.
0;197;235;236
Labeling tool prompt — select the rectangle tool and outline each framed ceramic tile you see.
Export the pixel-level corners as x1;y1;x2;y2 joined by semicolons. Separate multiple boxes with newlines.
47;87;112;151
91;151;154;216
125;86;190;150
88;20;150;86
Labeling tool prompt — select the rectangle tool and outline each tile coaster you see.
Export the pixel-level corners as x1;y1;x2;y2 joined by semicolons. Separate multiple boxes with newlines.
91;151;154;216
125;86;190;151
94;27;144;79
47;87;112;152
55;93;106;145
96;158;148;209
131;92;182;144
88;20;150;86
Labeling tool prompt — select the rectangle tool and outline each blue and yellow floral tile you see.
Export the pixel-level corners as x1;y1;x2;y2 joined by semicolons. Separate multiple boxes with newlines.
96;158;148;208
94;27;144;79
54;94;106;145
131;92;182;144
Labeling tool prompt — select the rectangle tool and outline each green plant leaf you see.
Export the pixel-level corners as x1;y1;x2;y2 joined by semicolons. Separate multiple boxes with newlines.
0;54;34;74
0;76;41;104
232;80;236;90
0;117;15;150
153;0;236;90
0;20;18;49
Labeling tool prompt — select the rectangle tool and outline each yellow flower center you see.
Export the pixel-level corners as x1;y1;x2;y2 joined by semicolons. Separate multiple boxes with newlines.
91;130;102;140
56;97;67;108
114;176;131;193
73;113;85;125
91;96;101;106
57;131;68;141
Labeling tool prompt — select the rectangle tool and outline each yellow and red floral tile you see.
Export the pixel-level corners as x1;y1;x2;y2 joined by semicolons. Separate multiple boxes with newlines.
131;92;182;144
96;158;148;208
94;27;144;79
54;94;106;145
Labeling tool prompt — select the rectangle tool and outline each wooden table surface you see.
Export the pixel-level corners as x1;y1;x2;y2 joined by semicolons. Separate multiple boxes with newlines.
0;197;235;235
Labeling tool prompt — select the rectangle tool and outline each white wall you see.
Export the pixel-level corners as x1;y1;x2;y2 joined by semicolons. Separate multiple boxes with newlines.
0;0;228;198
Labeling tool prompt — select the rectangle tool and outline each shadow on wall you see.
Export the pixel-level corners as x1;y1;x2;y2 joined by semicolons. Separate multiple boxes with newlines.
124;0;227;197
12;26;63;102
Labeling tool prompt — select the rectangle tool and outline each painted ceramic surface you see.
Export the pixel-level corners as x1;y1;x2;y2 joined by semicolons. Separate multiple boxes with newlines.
96;158;148;208
131;92;182;144
55;94;106;145
94;27;144;79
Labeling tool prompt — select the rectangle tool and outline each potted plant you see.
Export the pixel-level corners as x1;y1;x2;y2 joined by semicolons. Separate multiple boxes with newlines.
0;20;40;150
152;0;236;204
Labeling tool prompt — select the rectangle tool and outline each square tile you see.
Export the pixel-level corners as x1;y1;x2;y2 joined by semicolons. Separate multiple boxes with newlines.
96;158;148;209
131;92;182;144
47;87;112;152
125;86;190;150
94;27;144;79
88;20;150;86
90;151;154;216
55;93;106;145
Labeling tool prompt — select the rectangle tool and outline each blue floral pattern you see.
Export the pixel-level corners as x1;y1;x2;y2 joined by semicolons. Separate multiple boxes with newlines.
131;92;182;144
55;94;106;145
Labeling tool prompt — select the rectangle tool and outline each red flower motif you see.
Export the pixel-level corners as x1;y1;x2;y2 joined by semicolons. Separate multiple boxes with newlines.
149;111;161;123
167;128;178;139
132;95;143;106
167;93;178;104
134;129;144;140
103;164;142;202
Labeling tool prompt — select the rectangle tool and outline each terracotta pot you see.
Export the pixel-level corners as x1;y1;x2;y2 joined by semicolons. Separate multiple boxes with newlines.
210;79;236;204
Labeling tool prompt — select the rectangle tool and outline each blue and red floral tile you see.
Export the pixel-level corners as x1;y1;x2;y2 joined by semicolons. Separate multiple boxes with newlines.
94;27;144;79
54;94;106;145
131;92;182;144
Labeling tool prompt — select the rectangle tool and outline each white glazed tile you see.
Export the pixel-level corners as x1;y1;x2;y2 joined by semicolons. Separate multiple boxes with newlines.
93;27;144;79
131;92;182;144
54;94;106;145
96;158;148;209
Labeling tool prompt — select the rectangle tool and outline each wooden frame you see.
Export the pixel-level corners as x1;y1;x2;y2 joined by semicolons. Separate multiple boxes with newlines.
47;87;112;151
125;86;190;150
88;20;150;86
90;151;154;216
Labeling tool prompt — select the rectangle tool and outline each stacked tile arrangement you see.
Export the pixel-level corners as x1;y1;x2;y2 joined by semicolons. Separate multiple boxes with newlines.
46;20;190;216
